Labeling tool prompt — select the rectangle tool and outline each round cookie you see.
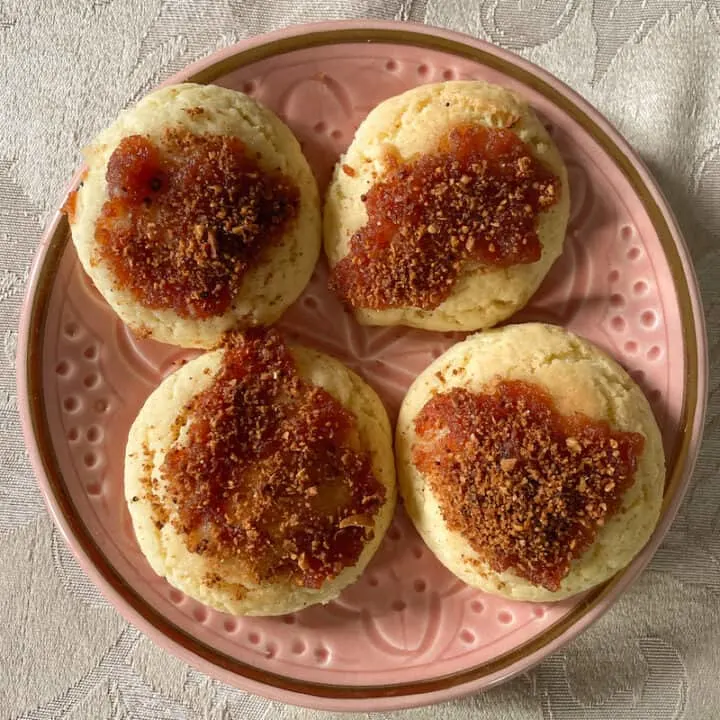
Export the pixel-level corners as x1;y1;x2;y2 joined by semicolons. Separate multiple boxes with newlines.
396;323;665;601
67;83;320;348
125;332;396;616
324;81;570;331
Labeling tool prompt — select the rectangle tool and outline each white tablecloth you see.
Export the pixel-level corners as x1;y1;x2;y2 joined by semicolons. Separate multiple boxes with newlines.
1;1;719;718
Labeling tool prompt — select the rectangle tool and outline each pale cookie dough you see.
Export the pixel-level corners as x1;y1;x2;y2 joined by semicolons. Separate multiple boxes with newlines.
396;323;665;601
69;83;320;348
325;81;570;331
125;344;396;616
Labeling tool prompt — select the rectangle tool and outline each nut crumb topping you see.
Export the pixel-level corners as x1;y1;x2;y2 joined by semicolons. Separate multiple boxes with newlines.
95;130;300;319
412;380;645;590
159;328;386;589
330;123;560;311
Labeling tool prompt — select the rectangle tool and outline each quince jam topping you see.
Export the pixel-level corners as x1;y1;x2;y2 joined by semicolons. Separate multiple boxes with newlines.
94;130;299;318
158;329;386;589
330;124;560;311
412;380;645;591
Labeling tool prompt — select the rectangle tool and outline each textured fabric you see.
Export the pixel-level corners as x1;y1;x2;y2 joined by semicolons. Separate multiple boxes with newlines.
1;1;719;718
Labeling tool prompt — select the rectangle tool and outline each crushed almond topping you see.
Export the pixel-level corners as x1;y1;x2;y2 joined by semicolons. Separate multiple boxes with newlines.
566;437;581;453
330;123;560;311
95;131;300;319
412;380;644;591
159;328;386;589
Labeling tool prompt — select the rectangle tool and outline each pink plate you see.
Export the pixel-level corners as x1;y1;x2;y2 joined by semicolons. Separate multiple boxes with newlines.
16;20;707;712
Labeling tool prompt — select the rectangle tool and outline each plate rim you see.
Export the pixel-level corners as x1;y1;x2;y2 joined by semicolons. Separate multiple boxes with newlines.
15;19;708;712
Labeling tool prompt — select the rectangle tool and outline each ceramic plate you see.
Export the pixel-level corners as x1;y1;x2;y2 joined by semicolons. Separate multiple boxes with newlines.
17;20;707;712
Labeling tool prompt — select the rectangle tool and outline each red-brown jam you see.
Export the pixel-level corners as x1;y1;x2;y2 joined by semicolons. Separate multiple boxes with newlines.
62;169;88;225
93;130;299;318
412;380;645;590
62;191;78;225
330;124;560;311
158;329;386;589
